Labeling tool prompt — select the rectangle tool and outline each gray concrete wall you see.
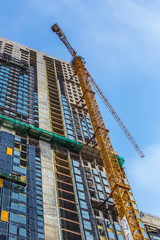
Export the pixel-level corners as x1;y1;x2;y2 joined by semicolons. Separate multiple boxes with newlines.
37;52;61;239
40;140;60;240
141;212;160;228
37;52;51;132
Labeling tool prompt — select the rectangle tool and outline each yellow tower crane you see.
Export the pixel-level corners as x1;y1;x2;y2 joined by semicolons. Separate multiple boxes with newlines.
52;23;145;240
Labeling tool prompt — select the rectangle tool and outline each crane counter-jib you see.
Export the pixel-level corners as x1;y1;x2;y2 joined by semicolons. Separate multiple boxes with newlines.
52;23;145;239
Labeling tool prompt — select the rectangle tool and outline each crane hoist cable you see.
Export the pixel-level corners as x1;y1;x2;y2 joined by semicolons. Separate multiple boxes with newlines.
52;23;145;239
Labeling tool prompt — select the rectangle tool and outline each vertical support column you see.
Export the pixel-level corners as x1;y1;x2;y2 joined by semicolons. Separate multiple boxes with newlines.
37;53;51;131
40;141;60;240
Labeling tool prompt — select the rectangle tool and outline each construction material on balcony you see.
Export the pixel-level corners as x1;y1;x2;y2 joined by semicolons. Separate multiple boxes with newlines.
0;171;27;186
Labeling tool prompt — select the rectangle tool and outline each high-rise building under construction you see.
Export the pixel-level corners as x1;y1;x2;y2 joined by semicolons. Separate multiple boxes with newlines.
0;37;150;240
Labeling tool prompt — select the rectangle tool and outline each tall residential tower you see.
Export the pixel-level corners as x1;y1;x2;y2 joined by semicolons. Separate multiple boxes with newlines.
0;37;149;240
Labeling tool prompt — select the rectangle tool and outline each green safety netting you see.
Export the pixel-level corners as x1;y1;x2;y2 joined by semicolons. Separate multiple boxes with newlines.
116;155;125;168
0;114;82;152
0;114;125;166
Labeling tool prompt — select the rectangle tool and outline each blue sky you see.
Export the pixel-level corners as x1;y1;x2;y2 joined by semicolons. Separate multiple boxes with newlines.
1;0;160;216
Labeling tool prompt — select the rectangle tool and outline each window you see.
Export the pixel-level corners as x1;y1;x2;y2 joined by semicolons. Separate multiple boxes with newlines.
95;176;100;183
10;224;17;234
78;191;85;200
97;184;103;191
77;183;84;191
103;179;108;185
11;192;19;200
101;171;106;178
114;223;122;231
82;210;90;220
74;168;81;175
13;165;26;175
108;231;115;239
19;227;26;236
84;220;92;230
85;231;94;240
105;186;110;194
14;150;20;156
38;233;44;238
80;200;88;210
99;193;105;200
93;169;98;175
13;157;20;164
117;234;124;240
75;175;82;183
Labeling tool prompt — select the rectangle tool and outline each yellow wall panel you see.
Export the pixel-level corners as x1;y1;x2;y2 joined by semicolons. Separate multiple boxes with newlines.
1;210;8;222
0;179;3;187
7;147;12;155
100;237;105;240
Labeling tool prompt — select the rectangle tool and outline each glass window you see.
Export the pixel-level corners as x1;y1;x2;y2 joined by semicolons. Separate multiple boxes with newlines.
80;200;88;210
14;150;20;156
78;191;85;200
10;224;17;234
19;204;26;213
13;165;26;174
103;179;108;185
36;186;42;191
139;221;144;229
75;175;82;183
37;220;44;227
97;184;103;191
114;223;122;231
19;227;26;236
36;190;42;195
38;233;44;238
100;171;106;178
37;210;43;215
117;234;124;240
37;205;43;210
85;230;94;240
93;169;98;175
11;202;19;211
77;183;84;191
19;215;26;224
99;193;105;200
82;210;90;219
136;212;140;218
37;200;42;205
83;220;92;230
36;172;41;177
108;231;115;239
19;194;26;203
11;192;19;200
95;176;100;183
10;212;19;222
13;157;20;164
105;186;110;193
74;168;81;175
37;195;42;200
142;231;149;239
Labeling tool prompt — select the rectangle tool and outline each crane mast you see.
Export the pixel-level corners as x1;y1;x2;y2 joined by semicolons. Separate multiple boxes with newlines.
52;23;144;239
